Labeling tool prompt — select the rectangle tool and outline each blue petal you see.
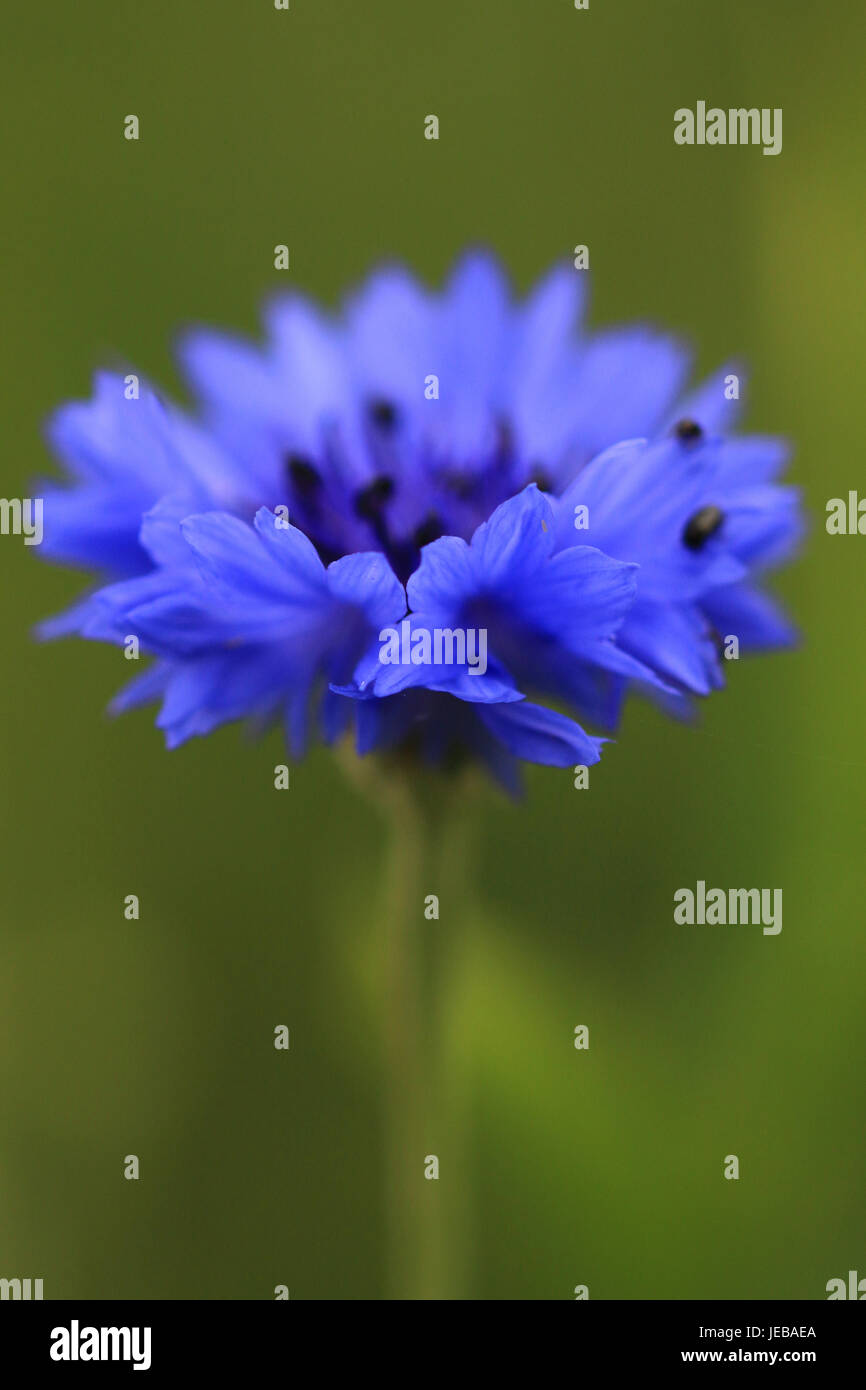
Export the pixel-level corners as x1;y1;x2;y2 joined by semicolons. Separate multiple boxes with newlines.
701;583;798;650
406;535;476;617
470;484;555;585
326;551;406;628
617;600;721;695
477;701;606;767
347;264;438;404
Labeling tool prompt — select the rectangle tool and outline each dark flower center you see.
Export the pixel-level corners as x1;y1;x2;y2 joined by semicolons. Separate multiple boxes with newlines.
277;410;547;583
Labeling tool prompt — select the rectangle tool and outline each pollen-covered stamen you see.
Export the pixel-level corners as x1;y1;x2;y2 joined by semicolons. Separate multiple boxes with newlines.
674;418;704;443
683;504;724;550
368;398;399;430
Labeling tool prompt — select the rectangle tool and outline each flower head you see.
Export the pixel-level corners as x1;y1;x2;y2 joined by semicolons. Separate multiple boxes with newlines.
37;253;802;788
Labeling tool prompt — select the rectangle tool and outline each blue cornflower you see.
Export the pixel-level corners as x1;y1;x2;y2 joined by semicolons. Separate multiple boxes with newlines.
36;252;801;784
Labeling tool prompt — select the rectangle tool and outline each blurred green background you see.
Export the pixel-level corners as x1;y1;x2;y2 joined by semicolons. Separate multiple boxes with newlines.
2;0;864;1300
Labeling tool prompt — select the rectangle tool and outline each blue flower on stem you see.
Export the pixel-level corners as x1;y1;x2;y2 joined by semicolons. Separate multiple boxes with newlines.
36;253;802;787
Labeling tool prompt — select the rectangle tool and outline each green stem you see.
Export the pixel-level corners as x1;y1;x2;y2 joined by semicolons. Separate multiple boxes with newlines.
339;747;479;1300
382;773;429;1299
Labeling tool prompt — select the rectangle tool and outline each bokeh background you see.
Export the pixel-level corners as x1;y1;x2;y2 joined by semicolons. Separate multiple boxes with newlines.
2;0;864;1299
